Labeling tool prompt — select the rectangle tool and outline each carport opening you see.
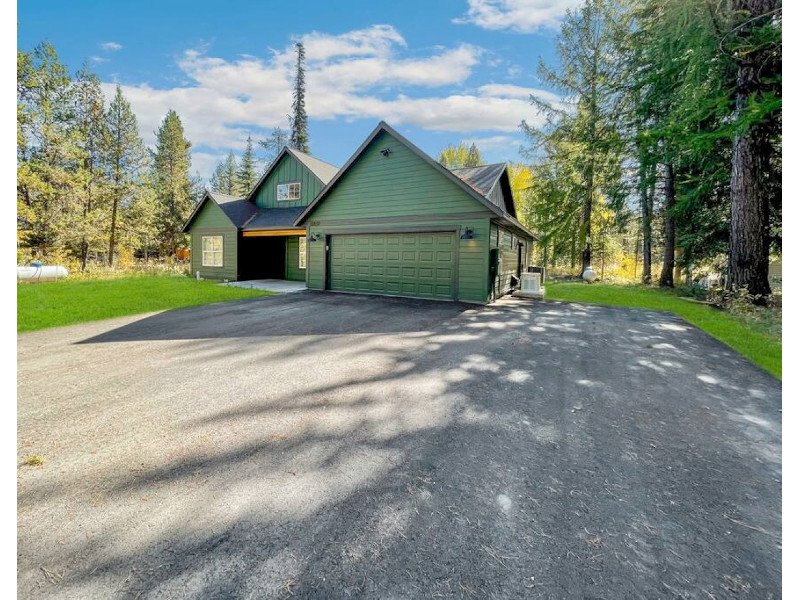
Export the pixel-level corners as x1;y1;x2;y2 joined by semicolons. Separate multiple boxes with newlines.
238;235;287;280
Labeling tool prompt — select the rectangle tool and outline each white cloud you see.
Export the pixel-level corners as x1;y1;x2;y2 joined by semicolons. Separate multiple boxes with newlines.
90;56;109;64
463;134;521;152
191;152;228;179
454;0;582;32
103;25;555;168
100;41;123;51
300;25;406;61
478;83;559;102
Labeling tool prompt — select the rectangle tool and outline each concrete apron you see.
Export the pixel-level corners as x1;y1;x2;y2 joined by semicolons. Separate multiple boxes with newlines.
220;279;307;293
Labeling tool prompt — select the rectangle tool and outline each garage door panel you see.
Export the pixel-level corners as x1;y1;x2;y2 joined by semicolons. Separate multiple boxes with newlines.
330;232;455;300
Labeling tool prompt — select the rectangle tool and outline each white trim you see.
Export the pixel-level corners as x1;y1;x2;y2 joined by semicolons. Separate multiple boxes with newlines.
298;236;307;269
277;181;301;202
201;235;223;267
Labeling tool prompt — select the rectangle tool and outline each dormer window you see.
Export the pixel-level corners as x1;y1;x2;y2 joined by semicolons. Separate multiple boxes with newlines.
277;182;301;201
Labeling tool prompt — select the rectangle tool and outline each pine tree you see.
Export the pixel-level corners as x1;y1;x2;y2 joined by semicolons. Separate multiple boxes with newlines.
290;42;309;153
17;43;84;257
209;152;239;195
72;63;109;269
237;135;257;195
104;85;147;266
522;0;625;276
152;110;193;256
259;125;290;164
727;0;781;300
223;152;238;195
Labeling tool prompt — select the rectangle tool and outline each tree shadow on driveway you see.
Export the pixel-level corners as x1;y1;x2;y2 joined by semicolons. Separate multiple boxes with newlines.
17;295;781;598
76;291;474;343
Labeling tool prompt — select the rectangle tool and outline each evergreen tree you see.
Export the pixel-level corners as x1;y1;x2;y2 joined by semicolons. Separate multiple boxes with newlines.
104;85;147;266
17;43;84;257
123;172;158;261
727;0;781;300
259;125;290;164
208;152;239;195
237;135;257;195
290;42;309;153
522;0;625;276
438;142;483;169
152;110;193;256
72;63;109;270
223;152;238;195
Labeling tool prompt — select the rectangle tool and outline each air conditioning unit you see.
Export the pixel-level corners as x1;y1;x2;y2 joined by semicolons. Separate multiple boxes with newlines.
514;267;545;299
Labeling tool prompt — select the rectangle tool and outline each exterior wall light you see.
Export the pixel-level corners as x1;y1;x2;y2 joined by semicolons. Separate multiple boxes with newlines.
460;227;474;240
309;233;320;242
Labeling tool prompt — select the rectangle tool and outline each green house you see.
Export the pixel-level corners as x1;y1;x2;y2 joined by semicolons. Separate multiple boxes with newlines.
294;122;537;304
182;146;338;281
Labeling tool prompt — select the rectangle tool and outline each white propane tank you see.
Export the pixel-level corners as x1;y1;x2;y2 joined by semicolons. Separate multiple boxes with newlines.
582;267;597;282
17;264;68;283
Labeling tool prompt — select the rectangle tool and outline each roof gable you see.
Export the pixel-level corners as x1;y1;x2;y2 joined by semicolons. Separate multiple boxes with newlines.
450;165;517;218
245;146;338;204
295;121;511;226
181;190;235;233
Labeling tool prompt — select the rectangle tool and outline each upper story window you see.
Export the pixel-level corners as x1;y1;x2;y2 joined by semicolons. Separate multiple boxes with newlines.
277;182;301;201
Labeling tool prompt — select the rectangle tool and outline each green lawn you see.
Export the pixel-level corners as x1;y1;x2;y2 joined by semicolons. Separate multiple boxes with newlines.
545;282;782;379
18;276;269;333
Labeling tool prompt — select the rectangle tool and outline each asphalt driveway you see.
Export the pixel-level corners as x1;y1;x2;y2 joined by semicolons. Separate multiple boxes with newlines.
17;292;781;599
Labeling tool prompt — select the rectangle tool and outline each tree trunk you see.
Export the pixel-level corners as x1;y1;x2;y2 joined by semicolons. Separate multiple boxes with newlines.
542;239;548;269
659;163;676;287
580;169;594;276
80;240;89;271
728;0;775;303
570;230;577;270
108;196;118;267
640;162;652;284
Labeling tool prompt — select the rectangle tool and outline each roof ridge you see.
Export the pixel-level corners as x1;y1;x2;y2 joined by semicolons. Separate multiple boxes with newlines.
286;147;339;169
450;162;506;172
208;190;245;201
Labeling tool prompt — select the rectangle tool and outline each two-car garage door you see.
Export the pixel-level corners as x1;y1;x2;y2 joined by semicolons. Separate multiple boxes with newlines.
329;232;455;300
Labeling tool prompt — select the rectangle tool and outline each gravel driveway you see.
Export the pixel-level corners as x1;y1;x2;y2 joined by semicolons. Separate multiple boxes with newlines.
17;292;781;599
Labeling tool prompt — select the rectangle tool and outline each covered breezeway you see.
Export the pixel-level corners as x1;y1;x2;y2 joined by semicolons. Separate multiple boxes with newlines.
237;229;306;283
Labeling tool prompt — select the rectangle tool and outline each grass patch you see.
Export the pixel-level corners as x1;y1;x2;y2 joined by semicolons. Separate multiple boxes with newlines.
545;282;781;379
18;275;270;332
22;455;45;467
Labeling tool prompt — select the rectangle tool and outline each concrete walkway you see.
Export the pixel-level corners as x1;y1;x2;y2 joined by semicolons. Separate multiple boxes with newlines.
221;279;307;293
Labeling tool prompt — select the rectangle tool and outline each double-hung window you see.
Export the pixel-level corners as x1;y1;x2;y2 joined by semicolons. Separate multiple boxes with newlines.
298;236;307;269
201;235;223;267
277;182;301;201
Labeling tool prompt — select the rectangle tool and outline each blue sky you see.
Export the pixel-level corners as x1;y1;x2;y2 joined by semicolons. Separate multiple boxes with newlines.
18;0;580;179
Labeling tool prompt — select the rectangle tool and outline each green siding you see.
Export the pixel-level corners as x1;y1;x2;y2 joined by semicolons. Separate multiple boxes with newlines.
285;236;306;282
253;153;323;209
188;200;238;281
304;130;495;303
490;224;532;298
308;131;486;220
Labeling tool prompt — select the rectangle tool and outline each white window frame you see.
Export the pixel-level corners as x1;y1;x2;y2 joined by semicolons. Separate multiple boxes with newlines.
277;182;301;201
201;235;223;267
298;236;307;269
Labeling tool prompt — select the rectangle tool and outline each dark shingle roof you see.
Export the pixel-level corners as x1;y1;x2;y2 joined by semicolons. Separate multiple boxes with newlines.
208;191;259;228
242;206;307;231
449;164;506;198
